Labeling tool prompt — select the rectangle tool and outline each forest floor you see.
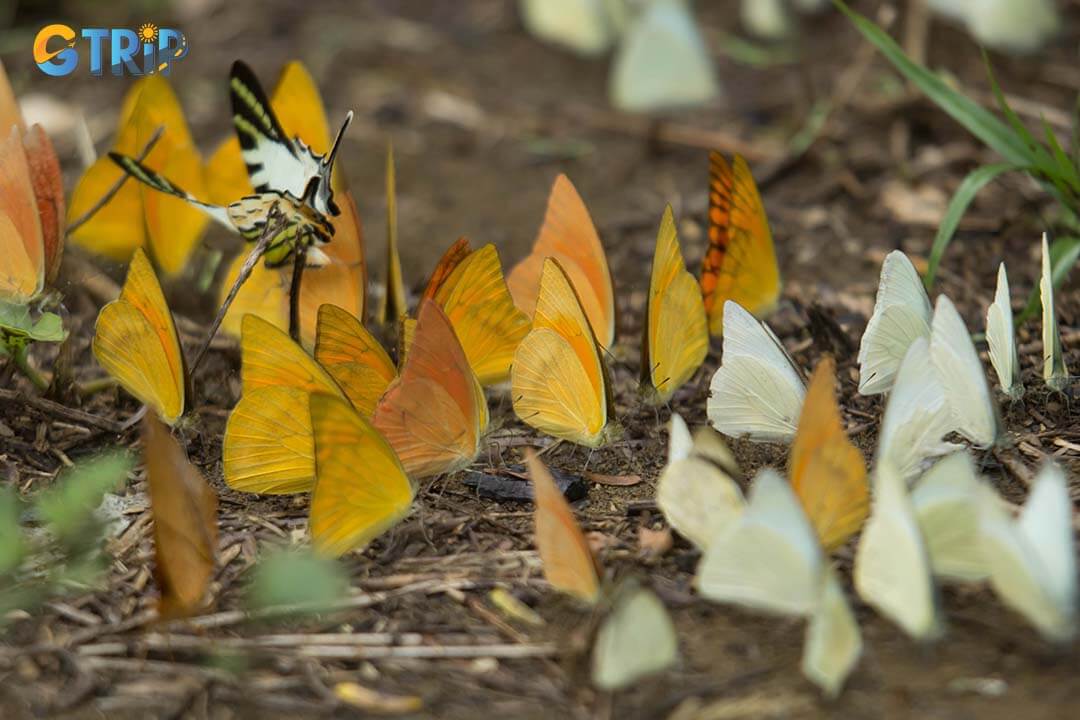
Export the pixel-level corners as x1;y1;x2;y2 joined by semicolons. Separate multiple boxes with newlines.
2;0;1080;717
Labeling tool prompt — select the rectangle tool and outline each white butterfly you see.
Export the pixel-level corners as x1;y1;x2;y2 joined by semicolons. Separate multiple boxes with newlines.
1041;233;1069;392
855;461;943;641
858;250;933;395
985;262;1023;400
609;0;719;112
876;337;958;482
697;469;861;696
519;0;618;56
910;452;989;582
979;462;1077;642
658;414;743;550
592;581;679;690
930;295;997;447
707;301;806;443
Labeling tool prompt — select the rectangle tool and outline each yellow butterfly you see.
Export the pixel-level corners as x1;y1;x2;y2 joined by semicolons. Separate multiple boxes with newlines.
788;357;869;551
508;174;616;349
309;393;414;556
93;248;187;424
378;141;407;326
640;205;708;404
68;75;208;275
512;257;614;447
699;152;780;335
314;304;397;417
223;313;347;494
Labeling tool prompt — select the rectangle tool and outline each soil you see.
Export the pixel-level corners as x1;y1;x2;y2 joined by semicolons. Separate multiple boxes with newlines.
2;1;1080;718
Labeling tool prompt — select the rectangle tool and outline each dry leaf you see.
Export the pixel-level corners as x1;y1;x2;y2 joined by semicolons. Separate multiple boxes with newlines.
585;472;642;487
638;527;673;559
333;682;423;714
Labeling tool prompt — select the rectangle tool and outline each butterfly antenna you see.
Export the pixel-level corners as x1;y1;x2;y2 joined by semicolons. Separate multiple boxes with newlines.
324;111;354;170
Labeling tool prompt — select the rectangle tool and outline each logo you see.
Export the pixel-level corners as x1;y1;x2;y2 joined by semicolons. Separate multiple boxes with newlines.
34;23;188;77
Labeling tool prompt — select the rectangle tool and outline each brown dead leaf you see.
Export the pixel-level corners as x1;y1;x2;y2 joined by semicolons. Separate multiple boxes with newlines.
585;472;642;486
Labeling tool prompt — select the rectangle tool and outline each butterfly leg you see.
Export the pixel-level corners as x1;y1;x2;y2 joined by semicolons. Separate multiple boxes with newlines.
288;243;308;343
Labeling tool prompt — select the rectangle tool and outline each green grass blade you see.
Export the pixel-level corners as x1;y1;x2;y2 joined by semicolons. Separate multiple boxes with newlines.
1017;235;1080;323
834;1;1034;166
1042;118;1080;194
924;163;1017;289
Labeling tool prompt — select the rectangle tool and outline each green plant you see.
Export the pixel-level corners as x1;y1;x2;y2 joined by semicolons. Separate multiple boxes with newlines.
835;1;1080;320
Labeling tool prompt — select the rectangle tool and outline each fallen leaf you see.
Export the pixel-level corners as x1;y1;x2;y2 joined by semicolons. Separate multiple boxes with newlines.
333;682;423;714
638;527;673;559
585;472;642;487
489;587;545;627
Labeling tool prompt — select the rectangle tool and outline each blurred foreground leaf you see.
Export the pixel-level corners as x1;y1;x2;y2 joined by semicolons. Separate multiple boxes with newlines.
246;547;348;614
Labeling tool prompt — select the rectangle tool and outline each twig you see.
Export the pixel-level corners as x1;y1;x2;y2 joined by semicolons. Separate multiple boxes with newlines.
0;387;124;433
12;344;49;390
66;126;165;234
288;245;308;343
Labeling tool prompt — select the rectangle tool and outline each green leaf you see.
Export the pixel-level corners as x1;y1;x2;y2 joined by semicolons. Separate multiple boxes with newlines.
36;452;133;547
0;301;67;345
246;547;348;615
834;1;1034;166
0;489;24;576
1017;235;1080;323
924;163;1017;289
1042;118;1080;194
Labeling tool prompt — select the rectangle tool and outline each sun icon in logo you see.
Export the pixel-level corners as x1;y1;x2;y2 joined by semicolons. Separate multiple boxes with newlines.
138;23;159;44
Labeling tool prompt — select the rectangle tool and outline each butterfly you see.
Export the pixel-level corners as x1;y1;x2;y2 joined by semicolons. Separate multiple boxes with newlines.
93;248;188;425
519;0;618;55
526;448;601;602
308;393;414;557
985;262;1023;400
695;469;862;697
591;580;679;691
0;127;44;302
378;141;408;327
875;337;957;482
707;300;805;443
640;205;709;405
788;357;868;552
314;304;397;417
699;152;780;336
223;313;348;494
910;451;989;582
67;75;209;275
508;174;616;350
929;295;997;447
0;59;21;137
979;461;1077;642
1041;233;1069;391
372;299;488;479
512;257;615;448
657;414;743;550
857;250;932;395
142;413;217;618
609;0;719;112
854;461;943;641
414;238;530;386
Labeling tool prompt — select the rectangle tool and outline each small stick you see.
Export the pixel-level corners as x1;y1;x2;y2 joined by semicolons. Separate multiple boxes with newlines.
189;212;283;375
288;244;308;343
0;387;124;433
66;126;166;234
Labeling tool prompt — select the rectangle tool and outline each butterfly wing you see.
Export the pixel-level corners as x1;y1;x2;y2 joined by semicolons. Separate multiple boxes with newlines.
911;452;988;582
801;568;862;698
985;262;1022;399
143;413;217;618
0;126;43;302
1041;233;1069;391
434;244;531;385
700;153;779;335
315;304;397;416
707;301;804;442
21;125;64;285
309;394;414;556
507;174;615;348
526;450;601;603
658;455;744;550
239;313;342;394
642;205;708;404
592;583;678;690
857;251;933;395
929;296;997;447
379;142;408;325
93;248;185;424
512;258;609;447
373;299;485;479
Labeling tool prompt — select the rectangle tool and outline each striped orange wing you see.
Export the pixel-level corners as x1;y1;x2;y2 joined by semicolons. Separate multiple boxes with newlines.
788;357;868;551
700;152;780;335
526;450;600;603
373;299;487;479
507;174;616;348
422;237;472;301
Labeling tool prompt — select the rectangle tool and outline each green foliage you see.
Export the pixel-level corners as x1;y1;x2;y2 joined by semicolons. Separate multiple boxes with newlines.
246;547;348;614
0;300;66;351
0;451;133;630
835;1;1080;298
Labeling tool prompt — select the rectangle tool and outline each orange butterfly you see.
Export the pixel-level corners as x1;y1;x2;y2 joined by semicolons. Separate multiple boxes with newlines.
93;248;188;424
699;152;780;335
512;258;614;447
526;449;600;603
143;413;217;618
0;60;22;138
788;357;868;551
373;299;488;479
508;174;616;349
314;304;397;417
640;205;708;404
378;141;408;326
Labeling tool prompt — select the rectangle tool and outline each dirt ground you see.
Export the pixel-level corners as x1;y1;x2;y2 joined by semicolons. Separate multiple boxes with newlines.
2;0;1080;717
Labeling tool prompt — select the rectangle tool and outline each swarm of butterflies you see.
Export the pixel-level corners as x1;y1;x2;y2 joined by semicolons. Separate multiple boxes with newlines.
1;51;1074;696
